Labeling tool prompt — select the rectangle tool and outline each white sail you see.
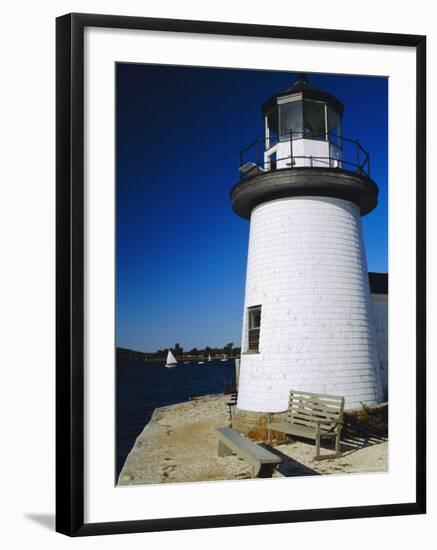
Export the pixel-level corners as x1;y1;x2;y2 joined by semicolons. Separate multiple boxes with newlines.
208;354;212;362
165;350;177;367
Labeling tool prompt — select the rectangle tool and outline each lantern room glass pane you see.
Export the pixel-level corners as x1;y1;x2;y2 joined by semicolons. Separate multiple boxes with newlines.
328;107;342;134
279;101;303;138
303;100;326;139
328;106;342;146
266;107;278;135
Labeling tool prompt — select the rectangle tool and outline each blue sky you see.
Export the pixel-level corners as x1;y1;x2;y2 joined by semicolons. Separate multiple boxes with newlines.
116;64;388;352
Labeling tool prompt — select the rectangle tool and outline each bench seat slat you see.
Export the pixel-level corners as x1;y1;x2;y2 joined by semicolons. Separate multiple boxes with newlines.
289;417;337;430
215;427;281;465
268;422;337;440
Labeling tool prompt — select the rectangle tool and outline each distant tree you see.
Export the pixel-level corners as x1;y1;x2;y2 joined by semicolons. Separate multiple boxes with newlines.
174;342;183;354
224;342;234;356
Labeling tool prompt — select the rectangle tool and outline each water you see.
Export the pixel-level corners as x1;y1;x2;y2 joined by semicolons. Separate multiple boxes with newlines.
116;359;237;477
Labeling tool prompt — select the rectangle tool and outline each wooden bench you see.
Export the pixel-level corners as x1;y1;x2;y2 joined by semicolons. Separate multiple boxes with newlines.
267;390;345;460
215;427;281;478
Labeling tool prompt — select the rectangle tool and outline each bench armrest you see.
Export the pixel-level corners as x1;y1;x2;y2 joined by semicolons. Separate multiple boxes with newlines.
316;419;342;433
316;419;342;425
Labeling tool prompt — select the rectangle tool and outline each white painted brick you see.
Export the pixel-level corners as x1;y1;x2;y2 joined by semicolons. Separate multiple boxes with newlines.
237;196;383;412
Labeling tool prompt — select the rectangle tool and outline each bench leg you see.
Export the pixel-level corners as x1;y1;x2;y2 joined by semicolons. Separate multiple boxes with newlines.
335;431;341;458
258;464;277;478
267;413;272;444
315;433;321;460
252;462;275;478
218;440;232;457
314;435;342;460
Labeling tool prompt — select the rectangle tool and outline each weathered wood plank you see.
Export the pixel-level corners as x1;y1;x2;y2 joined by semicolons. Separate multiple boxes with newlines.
288;409;341;425
289;390;344;402
289;398;343;414
215;427;281;465
288;417;336;431
292;397;343;408
267;422;337;439
289;407;341;422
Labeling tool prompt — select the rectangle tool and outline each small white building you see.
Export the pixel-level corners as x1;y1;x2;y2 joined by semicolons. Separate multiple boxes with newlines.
369;272;388;401
231;75;386;412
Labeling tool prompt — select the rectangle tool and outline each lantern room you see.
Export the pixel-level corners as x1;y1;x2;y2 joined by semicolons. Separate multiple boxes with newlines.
261;74;344;170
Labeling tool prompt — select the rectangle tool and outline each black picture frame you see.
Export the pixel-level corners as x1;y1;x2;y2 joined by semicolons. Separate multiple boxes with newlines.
56;12;426;537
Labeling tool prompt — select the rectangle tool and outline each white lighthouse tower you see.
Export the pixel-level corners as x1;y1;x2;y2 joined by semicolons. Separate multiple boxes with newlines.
232;75;383;415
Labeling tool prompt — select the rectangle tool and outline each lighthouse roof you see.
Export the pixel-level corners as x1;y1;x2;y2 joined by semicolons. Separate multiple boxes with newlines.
262;74;344;116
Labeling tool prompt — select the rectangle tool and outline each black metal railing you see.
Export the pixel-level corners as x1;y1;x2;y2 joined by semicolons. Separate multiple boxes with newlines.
239;132;370;180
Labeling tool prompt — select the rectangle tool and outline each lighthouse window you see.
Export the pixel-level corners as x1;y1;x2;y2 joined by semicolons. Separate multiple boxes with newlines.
279;101;303;139
247;306;262;352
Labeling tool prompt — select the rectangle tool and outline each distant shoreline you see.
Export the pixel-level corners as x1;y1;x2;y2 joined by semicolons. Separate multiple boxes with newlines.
117;347;238;363
119;358;237;365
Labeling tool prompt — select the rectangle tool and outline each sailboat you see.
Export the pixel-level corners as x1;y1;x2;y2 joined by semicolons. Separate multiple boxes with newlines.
208;354;212;362
165;350;178;368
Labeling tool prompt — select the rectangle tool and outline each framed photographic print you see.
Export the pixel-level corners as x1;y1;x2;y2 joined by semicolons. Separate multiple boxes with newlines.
56;13;426;536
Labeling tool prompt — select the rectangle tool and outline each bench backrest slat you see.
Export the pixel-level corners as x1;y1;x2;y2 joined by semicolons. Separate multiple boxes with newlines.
287;390;345;430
